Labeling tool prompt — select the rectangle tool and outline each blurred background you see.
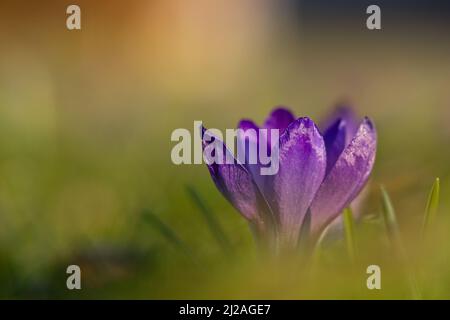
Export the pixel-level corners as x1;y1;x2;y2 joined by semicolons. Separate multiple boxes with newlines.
0;0;449;298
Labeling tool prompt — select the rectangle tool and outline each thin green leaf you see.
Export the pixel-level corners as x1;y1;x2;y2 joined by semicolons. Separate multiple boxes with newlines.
297;208;312;256
311;230;325;269
380;186;400;243
380;186;421;299
186;185;232;254
141;209;196;261
343;207;356;262
422;177;440;234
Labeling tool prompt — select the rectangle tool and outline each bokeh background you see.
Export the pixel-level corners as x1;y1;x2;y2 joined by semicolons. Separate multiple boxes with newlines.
0;0;449;299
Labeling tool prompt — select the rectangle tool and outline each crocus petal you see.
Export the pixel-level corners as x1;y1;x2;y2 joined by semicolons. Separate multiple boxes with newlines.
310;117;377;236
238;119;259;132
201;127;268;224
237;119;259;162
267;117;327;244
237;119;260;160
321;106;359;146
236;119;268;195
323;118;346;175
263;107;295;132
207;161;259;221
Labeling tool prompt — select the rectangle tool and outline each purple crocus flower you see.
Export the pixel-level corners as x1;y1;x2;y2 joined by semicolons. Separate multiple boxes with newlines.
202;106;377;250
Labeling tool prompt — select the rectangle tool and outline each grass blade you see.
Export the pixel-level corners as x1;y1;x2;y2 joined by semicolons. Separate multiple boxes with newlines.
422;177;440;234
141;209;196;261
343;207;356;263
380;186;421;299
380;186;401;244
297;209;312;256
310;224;329;270
186;185;232;254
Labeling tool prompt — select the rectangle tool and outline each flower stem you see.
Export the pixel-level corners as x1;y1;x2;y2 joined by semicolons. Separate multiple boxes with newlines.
343;207;356;263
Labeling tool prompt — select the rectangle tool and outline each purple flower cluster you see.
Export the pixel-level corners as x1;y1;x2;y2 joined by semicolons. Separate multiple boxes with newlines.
202;107;377;249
